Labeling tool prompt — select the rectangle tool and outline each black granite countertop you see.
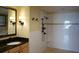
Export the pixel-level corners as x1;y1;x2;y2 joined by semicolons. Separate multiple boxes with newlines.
0;37;29;52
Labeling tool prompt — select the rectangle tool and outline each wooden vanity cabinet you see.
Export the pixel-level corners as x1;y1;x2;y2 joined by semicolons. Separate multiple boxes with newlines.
20;43;29;53
8;46;20;53
3;43;28;53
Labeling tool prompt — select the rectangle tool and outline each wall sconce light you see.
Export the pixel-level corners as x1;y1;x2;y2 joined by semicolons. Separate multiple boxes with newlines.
19;21;24;25
19;16;24;25
9;17;16;25
10;21;16;25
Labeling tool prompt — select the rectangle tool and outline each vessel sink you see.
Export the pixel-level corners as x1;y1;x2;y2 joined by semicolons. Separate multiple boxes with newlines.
7;41;21;45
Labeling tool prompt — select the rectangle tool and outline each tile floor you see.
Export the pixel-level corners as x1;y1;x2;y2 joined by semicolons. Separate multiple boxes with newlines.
43;48;78;53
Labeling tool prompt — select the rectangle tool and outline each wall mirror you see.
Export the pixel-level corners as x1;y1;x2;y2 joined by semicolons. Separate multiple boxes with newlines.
0;6;17;37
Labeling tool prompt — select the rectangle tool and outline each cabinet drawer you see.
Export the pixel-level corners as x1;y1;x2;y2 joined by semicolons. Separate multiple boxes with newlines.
20;43;29;53
9;46;20;53
21;47;28;53
20;43;28;49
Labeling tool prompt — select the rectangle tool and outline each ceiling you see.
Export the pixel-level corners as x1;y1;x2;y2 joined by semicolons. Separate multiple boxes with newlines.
40;6;79;13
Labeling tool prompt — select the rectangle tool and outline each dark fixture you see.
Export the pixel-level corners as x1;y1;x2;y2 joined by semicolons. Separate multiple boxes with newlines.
32;17;39;21
19;21;24;25
41;18;47;35
43;32;46;35
42;27;46;30
41;16;48;35
36;18;38;21
44;16;48;20
10;21;16;25
32;17;35;20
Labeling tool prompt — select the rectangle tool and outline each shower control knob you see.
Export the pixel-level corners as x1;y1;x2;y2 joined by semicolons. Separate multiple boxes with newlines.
42;27;46;30
44;32;46;35
42;30;44;32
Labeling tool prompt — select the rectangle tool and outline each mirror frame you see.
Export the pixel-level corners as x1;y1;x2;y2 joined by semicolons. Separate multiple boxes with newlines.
0;6;17;38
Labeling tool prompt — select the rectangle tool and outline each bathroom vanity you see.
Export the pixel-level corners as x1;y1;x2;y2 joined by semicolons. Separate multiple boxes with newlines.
0;7;29;53
0;37;29;53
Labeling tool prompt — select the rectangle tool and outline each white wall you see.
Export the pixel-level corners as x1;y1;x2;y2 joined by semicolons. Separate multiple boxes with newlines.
29;7;47;52
47;11;79;52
